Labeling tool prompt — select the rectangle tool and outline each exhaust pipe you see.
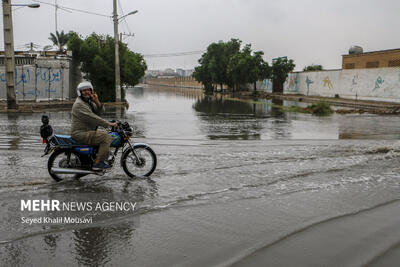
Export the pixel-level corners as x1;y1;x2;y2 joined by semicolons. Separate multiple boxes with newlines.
51;168;97;175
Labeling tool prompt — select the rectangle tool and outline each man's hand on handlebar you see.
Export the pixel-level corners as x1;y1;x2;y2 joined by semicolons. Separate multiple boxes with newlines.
109;122;118;128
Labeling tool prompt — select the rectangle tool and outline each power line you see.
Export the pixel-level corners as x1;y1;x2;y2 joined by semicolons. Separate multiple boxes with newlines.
143;50;205;58
117;0;134;41
32;0;111;17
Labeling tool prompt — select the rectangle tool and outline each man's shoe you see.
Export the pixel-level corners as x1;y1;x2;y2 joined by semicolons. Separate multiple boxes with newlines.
92;161;111;171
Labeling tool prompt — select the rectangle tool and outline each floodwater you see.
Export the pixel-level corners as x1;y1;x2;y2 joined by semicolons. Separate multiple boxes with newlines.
1;85;400;266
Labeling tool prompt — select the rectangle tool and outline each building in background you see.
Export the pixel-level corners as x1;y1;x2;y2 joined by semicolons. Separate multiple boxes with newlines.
176;68;185;77
342;47;400;69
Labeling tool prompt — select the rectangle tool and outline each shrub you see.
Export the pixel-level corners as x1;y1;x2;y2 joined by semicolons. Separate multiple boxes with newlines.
308;101;333;115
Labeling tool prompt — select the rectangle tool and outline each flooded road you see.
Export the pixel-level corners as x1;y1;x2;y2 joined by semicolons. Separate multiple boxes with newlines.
1;85;400;266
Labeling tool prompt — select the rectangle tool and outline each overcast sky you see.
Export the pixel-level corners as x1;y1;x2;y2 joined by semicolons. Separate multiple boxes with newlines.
1;0;400;71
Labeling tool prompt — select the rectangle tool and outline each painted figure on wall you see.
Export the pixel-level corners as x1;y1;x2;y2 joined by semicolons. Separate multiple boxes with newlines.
263;79;272;92
323;76;333;89
351;74;359;92
373;76;384;91
287;76;299;92
306;76;314;96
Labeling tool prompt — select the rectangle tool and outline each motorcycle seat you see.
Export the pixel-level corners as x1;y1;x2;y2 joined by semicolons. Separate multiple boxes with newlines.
53;134;86;146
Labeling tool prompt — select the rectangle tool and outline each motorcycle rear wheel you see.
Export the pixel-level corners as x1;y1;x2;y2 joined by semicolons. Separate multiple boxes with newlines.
48;149;87;182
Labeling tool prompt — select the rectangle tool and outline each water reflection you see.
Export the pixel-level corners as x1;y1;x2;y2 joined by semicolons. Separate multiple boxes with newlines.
271;99;285;118
73;226;133;266
1;242;27;267
338;115;400;139
131;85;203;100
105;105;126;121
193;96;268;140
43;234;60;253
40;181;152;266
6;113;21;150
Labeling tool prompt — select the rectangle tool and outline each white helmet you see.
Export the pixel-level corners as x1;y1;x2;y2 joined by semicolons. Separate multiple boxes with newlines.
77;81;93;96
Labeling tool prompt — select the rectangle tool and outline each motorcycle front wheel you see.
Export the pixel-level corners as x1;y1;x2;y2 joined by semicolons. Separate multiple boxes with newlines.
47;149;87;182
121;145;157;178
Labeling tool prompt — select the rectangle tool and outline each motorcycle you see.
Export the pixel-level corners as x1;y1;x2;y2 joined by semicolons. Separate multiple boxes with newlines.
40;115;157;182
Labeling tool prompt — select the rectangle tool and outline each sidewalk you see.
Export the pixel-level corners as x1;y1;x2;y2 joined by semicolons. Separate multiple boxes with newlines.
268;93;400;111
238;91;400;113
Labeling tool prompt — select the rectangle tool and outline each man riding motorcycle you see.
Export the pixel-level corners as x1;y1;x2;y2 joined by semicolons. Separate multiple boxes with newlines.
71;81;118;170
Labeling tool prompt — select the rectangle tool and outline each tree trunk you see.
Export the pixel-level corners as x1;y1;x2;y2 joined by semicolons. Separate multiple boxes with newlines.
273;79;283;93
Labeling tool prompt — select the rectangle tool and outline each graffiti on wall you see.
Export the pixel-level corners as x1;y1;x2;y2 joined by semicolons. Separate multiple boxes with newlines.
351;74;359;92
262;79;272;92
284;68;400;102
16;68;31;85
36;68;62;83
0;68;62;84
305;76;314;95
287;76;299;92
0;66;67;100
373;76;384;91
323;76;333;89
0;68;32;85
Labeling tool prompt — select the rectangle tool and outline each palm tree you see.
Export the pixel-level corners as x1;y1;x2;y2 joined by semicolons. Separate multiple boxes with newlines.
48;30;69;52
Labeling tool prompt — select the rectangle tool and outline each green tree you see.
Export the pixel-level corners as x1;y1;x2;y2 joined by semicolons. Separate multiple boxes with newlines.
49;30;70;52
227;44;271;91
247;49;271;91
194;39;270;92
193;39;241;91
193;62;214;93
303;64;323;71
68;32;147;102
271;57;295;92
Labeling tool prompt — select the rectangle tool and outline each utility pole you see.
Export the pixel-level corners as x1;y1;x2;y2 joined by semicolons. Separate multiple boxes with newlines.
2;0;17;110
113;0;121;102
55;0;58;32
120;32;134;42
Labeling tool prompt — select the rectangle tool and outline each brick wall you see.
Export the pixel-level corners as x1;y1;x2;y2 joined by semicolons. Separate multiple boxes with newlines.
342;49;400;69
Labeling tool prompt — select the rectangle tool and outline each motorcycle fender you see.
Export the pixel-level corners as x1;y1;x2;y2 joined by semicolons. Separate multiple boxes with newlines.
41;145;54;157
122;143;150;154
121;143;150;165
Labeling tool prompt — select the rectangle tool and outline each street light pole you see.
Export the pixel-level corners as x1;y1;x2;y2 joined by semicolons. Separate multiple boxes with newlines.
112;0;121;102
2;1;39;110
113;2;138;103
2;0;17;110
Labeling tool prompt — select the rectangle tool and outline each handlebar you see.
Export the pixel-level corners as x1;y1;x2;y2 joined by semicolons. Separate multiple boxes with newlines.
109;120;133;135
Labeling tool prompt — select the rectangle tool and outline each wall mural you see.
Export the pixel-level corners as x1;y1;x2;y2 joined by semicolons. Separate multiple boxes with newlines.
351;74;359;92
373;76;384;91
323;76;333;89
286;76;299;92
284;68;400;102
305;76;314;95
262;79;273;92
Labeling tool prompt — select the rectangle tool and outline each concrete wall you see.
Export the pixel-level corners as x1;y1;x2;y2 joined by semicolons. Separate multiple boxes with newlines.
0;57;74;101
145;68;400;103
145;77;204;89
282;67;400;103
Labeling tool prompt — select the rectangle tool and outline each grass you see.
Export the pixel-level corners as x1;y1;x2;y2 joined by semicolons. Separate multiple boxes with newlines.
307;101;334;116
224;97;334;115
271;104;310;114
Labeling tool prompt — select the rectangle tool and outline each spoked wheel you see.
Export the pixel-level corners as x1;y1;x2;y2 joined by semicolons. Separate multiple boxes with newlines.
121;145;157;178
48;149;86;182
